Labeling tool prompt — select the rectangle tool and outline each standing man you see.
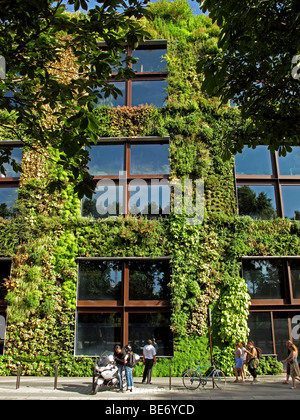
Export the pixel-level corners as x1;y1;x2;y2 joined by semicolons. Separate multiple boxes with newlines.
142;339;157;384
114;345;126;392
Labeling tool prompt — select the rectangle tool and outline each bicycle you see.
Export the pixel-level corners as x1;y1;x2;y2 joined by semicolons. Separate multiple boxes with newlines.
182;360;226;390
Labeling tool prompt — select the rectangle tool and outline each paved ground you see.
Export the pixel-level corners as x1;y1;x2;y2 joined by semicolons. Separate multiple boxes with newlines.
0;373;299;400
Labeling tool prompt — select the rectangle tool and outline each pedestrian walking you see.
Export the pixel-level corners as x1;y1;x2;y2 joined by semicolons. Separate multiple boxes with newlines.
234;343;244;382
114;344;126;392
282;340;293;384
245;340;259;383
142;339;157;384
241;341;250;380
287;343;300;389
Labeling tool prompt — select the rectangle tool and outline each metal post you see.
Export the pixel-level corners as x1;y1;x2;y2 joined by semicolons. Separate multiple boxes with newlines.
16;363;22;389
169;364;172;390
54;364;58;390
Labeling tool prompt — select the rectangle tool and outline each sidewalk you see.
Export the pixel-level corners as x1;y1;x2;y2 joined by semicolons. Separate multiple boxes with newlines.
0;374;299;400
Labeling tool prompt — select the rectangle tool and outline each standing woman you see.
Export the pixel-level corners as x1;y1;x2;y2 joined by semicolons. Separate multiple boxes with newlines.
246;341;259;383
234;343;244;382
288;343;300;389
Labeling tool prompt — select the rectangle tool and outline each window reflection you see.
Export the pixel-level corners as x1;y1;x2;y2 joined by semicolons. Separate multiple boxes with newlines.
94;81;126;107
278;147;300;176
291;260;300;299
237;185;277;220
77;260;122;301
131;80;168;108
1;147;22;178
88;144;124;176
130;143;169;175
248;312;273;354
129;183;170;217
128;312;173;357
75;313;121;356
281;186;300;220
235;146;273;175
0;187;18;218
132;48;167;73
128;260;170;300
243;259;284;299
82;184;124;219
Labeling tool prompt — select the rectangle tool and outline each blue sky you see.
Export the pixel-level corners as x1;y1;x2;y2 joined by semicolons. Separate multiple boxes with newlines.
63;0;203;15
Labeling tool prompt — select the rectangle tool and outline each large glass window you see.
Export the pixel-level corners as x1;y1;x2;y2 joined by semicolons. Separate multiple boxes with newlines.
278;147;300;176
243;259;284;300
237;185;277;220
77;260;122;301
128;313;173;357
0;187;18;218
82;138;170;219
96;41;168;108
128;260;170;300
75;258;172;356
281;186;300;220
75;313;121;356
248;312;273;354
291;260;300;299
132;47;167;73
235;146;300;220
235;146;273;176
88;144;124;176
130;143;170;175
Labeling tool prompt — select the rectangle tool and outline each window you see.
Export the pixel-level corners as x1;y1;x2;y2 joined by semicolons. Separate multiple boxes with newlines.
0;143;22;218
235;146;300;220
242;257;300;360
0;258;11;356
75;257;172;357
82;137;171;219
95;41;168;108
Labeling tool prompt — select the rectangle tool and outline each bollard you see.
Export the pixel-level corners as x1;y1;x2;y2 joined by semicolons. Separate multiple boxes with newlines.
169;364;172;390
16;363;22;389
54;364;58;390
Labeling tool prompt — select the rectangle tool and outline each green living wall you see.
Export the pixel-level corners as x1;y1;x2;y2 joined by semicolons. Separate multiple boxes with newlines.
0;0;294;376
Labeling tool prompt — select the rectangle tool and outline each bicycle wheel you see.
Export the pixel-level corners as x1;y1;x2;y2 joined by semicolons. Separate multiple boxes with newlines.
182;369;201;390
212;369;226;389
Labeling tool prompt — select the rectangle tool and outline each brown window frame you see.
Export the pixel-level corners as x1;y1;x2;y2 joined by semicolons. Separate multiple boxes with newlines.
235;148;300;219
97;40;168;107
76;257;171;348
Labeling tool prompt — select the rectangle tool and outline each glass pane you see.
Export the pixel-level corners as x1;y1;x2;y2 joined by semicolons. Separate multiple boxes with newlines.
128;312;173;357
88;144;124;176
94;81;126;107
130;143;170;175
75;312;121;356
235;146;273;175
248;312;273;354
0;187;18;218
1;147;22;178
278;147;300;176
129;183;171;217
0;260;10;300
281;186;300;220
273;315;290;363
0;313;6;356
132;48;167;73
77;260;122;301
237;185;277;220
131;80;168;108
291;260;300;299
128;260;170;300
82;184;124;219
243;259;284;299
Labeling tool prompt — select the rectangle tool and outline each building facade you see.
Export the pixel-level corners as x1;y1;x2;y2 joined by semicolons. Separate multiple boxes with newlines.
0;1;299;375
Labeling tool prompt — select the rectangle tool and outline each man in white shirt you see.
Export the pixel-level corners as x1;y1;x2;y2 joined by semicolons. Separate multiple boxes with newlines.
142;339;157;384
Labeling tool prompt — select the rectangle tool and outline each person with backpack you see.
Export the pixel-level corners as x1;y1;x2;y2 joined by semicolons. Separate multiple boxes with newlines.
124;345;137;392
245;340;261;383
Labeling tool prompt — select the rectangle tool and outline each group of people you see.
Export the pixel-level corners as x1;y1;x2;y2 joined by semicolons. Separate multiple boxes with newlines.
234;341;260;383
235;339;300;389
114;339;157;393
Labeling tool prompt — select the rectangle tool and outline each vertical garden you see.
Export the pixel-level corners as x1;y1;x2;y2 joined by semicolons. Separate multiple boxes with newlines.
0;0;296;376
